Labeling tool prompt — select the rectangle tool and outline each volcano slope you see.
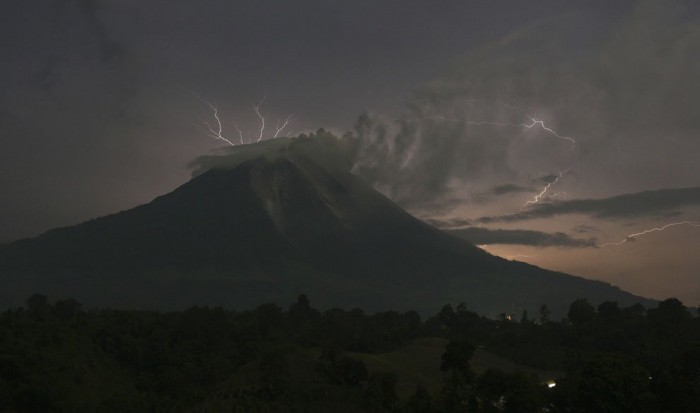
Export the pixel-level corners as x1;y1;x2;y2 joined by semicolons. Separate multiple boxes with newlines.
0;134;652;316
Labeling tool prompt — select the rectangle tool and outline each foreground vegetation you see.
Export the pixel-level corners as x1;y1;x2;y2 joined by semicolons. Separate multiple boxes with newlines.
1;294;698;412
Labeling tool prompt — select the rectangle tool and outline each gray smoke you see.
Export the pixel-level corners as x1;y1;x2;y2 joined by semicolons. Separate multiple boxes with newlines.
346;1;700;211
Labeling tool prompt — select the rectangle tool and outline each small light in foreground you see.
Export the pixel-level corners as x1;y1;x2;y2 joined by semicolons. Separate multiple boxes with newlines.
547;381;556;389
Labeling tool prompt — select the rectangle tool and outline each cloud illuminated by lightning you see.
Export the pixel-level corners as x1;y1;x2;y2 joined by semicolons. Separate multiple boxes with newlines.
506;254;538;260
600;221;700;247
477;244;537;260
404;100;577;205
457;101;576;206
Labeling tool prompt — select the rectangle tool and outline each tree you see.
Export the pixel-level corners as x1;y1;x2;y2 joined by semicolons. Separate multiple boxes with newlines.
475;369;545;413
539;304;550;324
441;340;476;378
597;301;621;319
647;298;691;325
254;303;283;338
623;303;646;318
520;309;529;324
441;340;477;412
576;356;653;413
364;371;398;411
52;298;82;320
442;370;475;413
258;348;289;400
568;299;596;327
456;302;468;314
289;294;311;315
288;294;319;327
502;371;545;413
25;294;50;318
317;348;368;386
475;368;508;412
438;304;456;327
407;384;436;413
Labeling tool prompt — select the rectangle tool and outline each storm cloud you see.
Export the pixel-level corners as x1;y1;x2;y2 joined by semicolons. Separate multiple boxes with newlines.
491;184;533;196
447;227;596;248
424;217;474;229
64;0;124;62
348;1;700;208
2;1;700;305
476;187;700;224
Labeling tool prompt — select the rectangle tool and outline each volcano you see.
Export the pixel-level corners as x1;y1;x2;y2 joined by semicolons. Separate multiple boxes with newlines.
0;133;652;316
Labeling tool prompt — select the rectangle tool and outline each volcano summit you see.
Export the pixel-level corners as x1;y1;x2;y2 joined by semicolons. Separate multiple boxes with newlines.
0;132;652;316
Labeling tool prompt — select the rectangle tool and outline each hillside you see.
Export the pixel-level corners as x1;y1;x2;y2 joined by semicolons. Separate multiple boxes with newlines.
0;133;653;316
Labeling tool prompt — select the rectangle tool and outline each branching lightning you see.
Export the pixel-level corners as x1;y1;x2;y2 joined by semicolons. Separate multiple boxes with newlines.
410;100;697;261
411;100;576;149
195;94;293;146
274;115;294;138
524;118;576;149
408;115;576;148
194;94;235;146
600;221;700;247
522;171;566;208
457;100;575;208
439;116;575;148
408;100;577;209
470;100;576;149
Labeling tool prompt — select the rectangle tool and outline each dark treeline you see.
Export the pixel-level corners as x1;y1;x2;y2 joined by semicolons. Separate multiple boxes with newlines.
1;294;699;412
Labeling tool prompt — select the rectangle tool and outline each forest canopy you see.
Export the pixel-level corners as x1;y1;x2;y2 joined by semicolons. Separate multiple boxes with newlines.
1;294;698;412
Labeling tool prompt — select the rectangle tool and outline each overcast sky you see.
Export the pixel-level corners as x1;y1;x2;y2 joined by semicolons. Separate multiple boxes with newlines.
2;1;699;305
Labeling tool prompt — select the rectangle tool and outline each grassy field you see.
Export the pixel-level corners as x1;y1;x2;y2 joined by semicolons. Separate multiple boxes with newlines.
203;337;562;409
349;337;561;400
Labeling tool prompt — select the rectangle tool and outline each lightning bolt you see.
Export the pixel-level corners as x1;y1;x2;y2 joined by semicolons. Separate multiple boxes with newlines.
234;123;245;144
196;94;293;145
406;100;577;210
254;96;267;142
522;171;566;208
469;100;576;149
600;221;700;247
462;101;575;207
273;115;294;138
523;118;576;149
412;100;576;149
194;94;235;146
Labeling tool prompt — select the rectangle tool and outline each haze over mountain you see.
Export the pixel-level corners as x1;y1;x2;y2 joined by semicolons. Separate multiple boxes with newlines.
0;132;653;316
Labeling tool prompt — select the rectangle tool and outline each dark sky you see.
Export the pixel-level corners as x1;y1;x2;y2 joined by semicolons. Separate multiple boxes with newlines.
2;1;699;305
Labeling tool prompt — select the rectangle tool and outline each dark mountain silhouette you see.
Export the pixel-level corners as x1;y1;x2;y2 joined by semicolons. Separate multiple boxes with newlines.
0;133;653;316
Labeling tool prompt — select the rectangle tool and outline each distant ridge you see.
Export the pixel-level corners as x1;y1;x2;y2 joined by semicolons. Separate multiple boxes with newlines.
0;132;654;316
